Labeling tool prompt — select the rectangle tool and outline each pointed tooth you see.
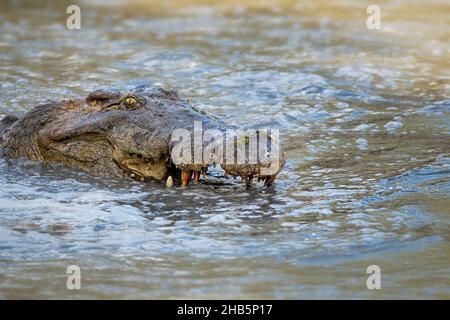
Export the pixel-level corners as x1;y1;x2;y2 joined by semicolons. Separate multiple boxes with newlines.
264;175;276;187
193;171;200;182
181;170;191;187
140;177;145;182
130;173;136;178
166;176;174;188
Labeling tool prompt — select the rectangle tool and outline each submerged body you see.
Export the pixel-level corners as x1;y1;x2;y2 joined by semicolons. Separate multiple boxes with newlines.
0;84;284;187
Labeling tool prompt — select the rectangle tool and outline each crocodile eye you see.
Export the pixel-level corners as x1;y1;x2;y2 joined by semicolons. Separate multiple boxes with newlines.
124;97;137;108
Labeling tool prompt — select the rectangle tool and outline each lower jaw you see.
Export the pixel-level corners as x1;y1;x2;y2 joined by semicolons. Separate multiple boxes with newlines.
118;158;170;181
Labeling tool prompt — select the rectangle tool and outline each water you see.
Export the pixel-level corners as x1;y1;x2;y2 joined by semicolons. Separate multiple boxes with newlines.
0;0;449;299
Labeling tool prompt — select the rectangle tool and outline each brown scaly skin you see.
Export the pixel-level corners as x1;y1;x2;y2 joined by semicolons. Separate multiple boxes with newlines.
0;84;285;187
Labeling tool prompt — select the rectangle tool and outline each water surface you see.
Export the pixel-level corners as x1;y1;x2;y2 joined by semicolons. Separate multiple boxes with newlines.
0;0;449;299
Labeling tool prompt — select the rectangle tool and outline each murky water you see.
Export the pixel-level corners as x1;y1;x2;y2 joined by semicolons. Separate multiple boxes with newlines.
0;0;449;299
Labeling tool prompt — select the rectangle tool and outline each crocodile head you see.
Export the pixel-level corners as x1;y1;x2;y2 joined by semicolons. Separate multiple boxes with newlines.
1;84;285;186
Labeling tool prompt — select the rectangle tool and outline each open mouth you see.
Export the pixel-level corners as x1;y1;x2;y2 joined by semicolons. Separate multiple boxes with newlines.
115;151;209;186
113;150;171;182
113;149;281;187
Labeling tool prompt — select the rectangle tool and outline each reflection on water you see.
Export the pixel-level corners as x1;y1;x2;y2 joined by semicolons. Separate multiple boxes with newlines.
0;0;449;299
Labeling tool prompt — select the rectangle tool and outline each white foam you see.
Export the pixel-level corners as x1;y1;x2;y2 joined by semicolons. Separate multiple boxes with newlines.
356;138;369;150
385;121;404;134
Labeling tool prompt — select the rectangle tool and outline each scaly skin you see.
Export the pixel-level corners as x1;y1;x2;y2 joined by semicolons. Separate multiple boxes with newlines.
0;84;285;187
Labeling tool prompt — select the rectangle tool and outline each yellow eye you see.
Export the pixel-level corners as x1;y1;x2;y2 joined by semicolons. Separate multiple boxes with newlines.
124;97;137;107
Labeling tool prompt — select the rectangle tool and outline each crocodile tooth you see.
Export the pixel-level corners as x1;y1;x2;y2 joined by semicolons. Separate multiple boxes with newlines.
130;173;136;178
264;175;276;187
123;159;141;165
140;177;145;182
181;170;191;187
193;171;200;182
166;176;174;188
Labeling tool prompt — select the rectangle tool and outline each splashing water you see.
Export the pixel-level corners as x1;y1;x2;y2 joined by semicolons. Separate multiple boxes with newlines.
0;0;449;299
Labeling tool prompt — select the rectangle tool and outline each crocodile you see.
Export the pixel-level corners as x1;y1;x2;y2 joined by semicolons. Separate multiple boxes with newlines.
0;84;285;187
